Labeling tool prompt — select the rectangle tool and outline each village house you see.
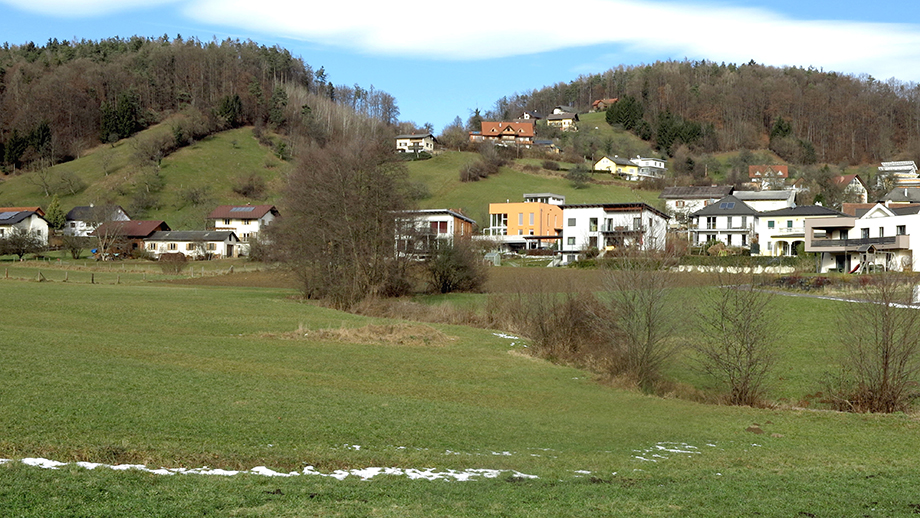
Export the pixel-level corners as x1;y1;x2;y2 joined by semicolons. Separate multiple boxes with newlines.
592;98;618;111
518;111;543;120
144;231;241;259
757;205;847;257
483;193;564;251
469;121;534;146
545;112;579;131
64;205;130;237
658;185;734;227
0;209;49;245
748;165;789;190
207;205;279;245
395;133;438;154
805;203;920;273
395;209;476;257
594;156;639;178
835;174;868;204
91;220;170;256
689;195;759;250
557;202;669;265
877;160;919;188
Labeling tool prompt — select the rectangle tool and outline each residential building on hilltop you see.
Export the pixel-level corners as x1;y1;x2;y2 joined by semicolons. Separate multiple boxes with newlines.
483;194;564;251
658;185;734;226
469;121;534;146
395;133;437;154
207;205;279;244
557;203;668;265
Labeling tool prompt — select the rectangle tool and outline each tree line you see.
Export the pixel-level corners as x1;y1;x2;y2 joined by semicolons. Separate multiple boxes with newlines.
484;60;920;165
0;36;400;173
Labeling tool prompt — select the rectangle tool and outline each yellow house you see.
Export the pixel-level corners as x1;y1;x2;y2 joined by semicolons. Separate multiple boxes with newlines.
485;194;565;250
594;156;639;179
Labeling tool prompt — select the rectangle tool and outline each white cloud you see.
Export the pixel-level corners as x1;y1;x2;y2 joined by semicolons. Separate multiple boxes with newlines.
0;0;180;17
182;0;920;80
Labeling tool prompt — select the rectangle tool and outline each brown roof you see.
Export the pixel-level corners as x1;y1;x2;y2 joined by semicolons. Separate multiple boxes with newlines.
748;165;788;179
659;185;734;199
833;174;865;187
92;220;169;238
592;98;618;107
479;121;534;138
207;205;278;220
0;206;44;216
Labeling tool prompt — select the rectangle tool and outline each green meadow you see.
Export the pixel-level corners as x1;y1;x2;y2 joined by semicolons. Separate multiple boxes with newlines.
2;264;920;516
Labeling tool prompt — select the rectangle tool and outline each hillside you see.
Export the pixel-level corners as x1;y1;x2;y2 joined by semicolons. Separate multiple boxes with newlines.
0;123;290;229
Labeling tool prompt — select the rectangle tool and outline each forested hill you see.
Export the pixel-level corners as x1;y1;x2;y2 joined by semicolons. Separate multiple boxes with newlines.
0;36;399;171
487;60;920;165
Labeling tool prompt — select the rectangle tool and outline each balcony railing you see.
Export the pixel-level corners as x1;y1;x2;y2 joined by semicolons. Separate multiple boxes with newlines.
600;225;644;233
809;236;904;251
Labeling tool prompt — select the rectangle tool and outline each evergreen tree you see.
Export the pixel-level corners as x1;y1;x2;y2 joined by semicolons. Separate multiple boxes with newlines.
45;194;66;231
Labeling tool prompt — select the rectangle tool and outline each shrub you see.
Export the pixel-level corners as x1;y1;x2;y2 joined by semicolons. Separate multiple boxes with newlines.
425;239;487;294
158;252;188;275
542;160;559;171
231;172;267;199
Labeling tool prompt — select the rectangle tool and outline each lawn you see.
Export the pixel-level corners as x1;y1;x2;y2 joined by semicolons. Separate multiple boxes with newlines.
2;272;920;516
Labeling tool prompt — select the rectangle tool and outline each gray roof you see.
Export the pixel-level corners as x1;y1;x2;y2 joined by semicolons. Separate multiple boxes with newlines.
147;231;238;242
0;210;43;225
395;133;436;140
882;187;920;203
399;209;476;225
65;205;128;221
659;185;734;200
854;204;920;218
547;113;579;121
600;155;635;166
759;205;846;217
690;195;759;217
560;202;669;220
733;190;796;202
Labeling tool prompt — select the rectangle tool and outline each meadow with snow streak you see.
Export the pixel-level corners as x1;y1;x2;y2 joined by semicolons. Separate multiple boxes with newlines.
2;278;920;516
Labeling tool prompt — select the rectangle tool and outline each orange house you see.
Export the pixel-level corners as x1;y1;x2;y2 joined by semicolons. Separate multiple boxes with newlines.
486;194;564;250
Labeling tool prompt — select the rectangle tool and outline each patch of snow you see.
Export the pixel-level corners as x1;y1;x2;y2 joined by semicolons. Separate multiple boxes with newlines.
492;332;520;340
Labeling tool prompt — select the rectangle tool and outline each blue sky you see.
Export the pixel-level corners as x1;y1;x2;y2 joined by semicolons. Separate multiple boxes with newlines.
3;0;920;133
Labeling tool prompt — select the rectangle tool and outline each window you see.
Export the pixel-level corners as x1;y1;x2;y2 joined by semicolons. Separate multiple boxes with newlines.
742;234;747;246
568;218;576;227
727;216;733;229
787;220;793;228
518;229;523;235
589;218;597;232
529;213;534;225
430;221;448;234
879;227;884;238
589;236;597;248
706;217;716;230
207;243;216;251
726;234;732;245
147;243;155;250
633;217;641;230
567;237;576;246
862;228;870;239
742;216;747;228
519;213;524;226
168;243;177;250
675;200;685;208
897;225;906;235
70;222;76;228
223;219;230;225
768;221;775;228
840;230;848;240
186;243;195;251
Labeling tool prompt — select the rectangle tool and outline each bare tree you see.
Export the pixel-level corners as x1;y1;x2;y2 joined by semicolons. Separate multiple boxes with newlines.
598;252;682;391
0;227;46;259
270;125;410;308
693;273;779;406
828;273;920;413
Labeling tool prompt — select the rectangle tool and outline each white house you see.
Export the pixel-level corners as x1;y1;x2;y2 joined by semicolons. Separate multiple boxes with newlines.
557;203;669;265
546;112;579;131
834;174;868;204
877;160;919;188
733;190;796;212
395;209;476;257
756;205;847;257
632;156;667;179
207;205;279;246
658;185;734;227
395;133;437;154
64;205;130;237
689;195;759;250
0;210;49;245
805;203;920;273
145;231;241;259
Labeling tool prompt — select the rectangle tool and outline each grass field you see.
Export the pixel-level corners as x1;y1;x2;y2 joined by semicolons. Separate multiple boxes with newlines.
2;263;920;516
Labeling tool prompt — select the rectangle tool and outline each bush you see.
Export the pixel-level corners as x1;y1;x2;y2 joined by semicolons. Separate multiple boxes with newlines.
231;172;267;199
425;239;487;293
542;160;559;171
158;252;188;274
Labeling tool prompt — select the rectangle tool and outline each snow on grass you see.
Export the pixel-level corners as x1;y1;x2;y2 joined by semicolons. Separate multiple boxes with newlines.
3;457;538;481
632;442;713;463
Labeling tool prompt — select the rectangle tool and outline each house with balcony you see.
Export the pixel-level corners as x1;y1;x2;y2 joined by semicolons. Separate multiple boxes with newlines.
395;133;438;154
757;205;847;257
557;203;669;265
877;160;919;188
469;122;534;146
144;231;241;259
834;174;868;204
805;203;920;273
689;195;759;250
395;209;476;257
64;205;130;237
594;156;639;179
546;112;579;131
482;194;564;251
748;165;788;190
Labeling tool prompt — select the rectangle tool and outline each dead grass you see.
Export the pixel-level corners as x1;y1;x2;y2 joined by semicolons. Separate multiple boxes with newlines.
268;323;455;347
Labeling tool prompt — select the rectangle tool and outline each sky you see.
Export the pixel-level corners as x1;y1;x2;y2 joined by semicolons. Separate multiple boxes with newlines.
3;0;920;133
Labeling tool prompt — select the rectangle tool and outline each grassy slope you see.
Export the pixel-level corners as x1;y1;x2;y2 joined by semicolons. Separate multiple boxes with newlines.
0;124;290;229
1;276;919;516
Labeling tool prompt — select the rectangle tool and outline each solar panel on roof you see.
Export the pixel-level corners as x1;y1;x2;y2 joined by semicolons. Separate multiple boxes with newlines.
0;211;17;220
719;202;735;209
229;207;256;212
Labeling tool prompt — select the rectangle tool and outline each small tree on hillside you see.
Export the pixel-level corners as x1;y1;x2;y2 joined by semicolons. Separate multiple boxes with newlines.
45;194;66;231
425;238;487;294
